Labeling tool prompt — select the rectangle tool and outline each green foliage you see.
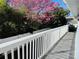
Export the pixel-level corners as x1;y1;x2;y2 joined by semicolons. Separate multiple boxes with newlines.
0;0;6;7
0;1;70;38
49;7;70;26
0;0;6;12
0;4;30;38
53;7;70;17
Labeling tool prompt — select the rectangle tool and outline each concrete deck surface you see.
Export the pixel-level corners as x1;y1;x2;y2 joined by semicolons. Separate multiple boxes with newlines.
43;32;75;59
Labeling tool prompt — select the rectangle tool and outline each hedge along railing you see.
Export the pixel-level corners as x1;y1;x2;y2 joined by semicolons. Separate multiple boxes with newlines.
0;25;68;59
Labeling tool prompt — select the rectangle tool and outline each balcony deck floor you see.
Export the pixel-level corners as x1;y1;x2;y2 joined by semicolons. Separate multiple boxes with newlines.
42;32;75;59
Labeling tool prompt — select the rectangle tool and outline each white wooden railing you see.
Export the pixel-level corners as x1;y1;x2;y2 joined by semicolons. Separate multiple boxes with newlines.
0;25;68;59
75;22;79;59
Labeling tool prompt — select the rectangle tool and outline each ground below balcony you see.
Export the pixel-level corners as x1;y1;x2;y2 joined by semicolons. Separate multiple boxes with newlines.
42;32;75;59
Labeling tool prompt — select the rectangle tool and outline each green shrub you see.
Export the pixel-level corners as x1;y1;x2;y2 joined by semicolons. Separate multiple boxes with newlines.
0;5;30;38
0;3;70;38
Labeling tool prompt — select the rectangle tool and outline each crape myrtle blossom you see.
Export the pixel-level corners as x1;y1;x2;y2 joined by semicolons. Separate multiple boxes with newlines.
7;0;59;14
42;13;54;23
28;12;54;24
7;0;59;24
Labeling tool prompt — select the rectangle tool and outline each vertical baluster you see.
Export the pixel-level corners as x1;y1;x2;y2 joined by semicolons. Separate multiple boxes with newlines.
46;34;48;48
43;36;44;53
46;34;48;50
39;37;42;56
39;37;41;57
36;39;37;59
37;38;39;58
45;34;47;50
22;45;24;59
39;38;40;57
26;43;28;59
33;40;34;59
48;32;51;46
30;42;31;59
41;37;43;54
44;34;46;53
48;33;50;47
35;40;36;59
40;37;42;55
43;34;46;53
44;35;46;52
44;34;46;51
5;52;8;59
11;49;14;59
18;46;20;59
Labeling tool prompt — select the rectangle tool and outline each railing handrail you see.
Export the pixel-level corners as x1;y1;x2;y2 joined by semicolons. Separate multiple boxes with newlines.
0;25;67;44
0;25;68;59
0;25;67;46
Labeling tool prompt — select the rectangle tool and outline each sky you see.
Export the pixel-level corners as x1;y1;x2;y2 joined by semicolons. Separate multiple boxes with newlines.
52;0;67;9
52;0;73;16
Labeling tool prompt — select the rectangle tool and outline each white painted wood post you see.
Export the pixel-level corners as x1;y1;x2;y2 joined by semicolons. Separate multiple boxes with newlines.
18;46;20;59
5;52;8;59
26;43;28;59
30;41;31;59
33;40;34;59
35;40;37;59
11;49;14;59
22;44;24;59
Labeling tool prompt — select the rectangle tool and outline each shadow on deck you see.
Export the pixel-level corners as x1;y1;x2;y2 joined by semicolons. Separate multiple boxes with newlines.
42;32;75;59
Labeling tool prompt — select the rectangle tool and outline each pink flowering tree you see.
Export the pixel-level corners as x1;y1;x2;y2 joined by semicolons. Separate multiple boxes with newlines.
7;0;59;14
7;0;61;29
